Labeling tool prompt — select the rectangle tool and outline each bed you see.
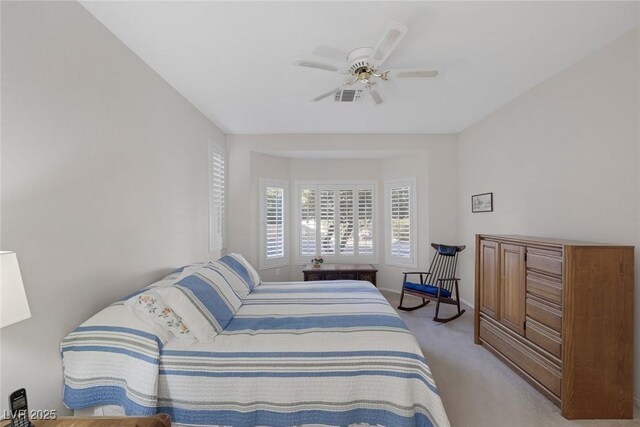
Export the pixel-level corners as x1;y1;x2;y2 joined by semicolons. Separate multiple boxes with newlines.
61;260;450;427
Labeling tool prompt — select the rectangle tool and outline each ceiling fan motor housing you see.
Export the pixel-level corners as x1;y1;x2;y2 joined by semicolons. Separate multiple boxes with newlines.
347;47;375;74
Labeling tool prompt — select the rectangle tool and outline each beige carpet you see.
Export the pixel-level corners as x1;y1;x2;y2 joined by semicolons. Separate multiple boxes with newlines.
380;291;640;427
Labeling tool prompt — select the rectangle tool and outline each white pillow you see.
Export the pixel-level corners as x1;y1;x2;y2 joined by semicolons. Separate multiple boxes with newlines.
155;287;214;342
198;265;244;310
120;261;209;303
160;262;209;283
126;291;193;340
156;270;242;342
217;253;262;293
204;261;252;299
231;253;262;287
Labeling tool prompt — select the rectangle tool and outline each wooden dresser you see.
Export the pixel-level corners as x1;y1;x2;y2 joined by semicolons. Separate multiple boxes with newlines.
303;264;377;286
474;234;634;419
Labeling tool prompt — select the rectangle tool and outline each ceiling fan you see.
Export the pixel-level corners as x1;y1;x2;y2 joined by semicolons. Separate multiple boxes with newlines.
294;22;439;105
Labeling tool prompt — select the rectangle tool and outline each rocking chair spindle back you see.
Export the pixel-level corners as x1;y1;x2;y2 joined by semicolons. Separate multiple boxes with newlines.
398;243;466;322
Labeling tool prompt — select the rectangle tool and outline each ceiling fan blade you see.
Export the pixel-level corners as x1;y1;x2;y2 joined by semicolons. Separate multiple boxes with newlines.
368;85;386;105
311;76;357;102
312;46;348;62
369;22;408;67
385;69;439;79
311;82;349;102
293;60;340;73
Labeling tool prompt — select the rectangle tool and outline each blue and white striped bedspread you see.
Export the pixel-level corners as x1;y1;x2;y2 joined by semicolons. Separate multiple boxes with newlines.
61;302;168;414
62;280;450;427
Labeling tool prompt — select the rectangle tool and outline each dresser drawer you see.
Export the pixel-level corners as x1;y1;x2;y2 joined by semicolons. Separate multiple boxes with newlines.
526;295;562;332
526;317;562;360
480;318;561;397
527;247;563;276
527;271;562;304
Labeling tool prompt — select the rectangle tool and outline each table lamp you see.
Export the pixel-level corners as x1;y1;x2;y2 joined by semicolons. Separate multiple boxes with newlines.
0;251;31;328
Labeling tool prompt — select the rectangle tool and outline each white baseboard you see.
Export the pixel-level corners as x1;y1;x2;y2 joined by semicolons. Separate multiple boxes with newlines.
460;298;474;310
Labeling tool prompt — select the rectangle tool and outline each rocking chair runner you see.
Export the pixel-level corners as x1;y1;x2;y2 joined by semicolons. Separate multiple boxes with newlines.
398;243;466;322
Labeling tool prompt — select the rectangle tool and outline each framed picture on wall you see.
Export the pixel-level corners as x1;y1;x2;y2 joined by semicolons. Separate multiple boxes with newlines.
472;192;493;213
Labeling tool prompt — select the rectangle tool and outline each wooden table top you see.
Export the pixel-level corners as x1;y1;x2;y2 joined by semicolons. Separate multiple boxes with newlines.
303;263;377;272
0;415;170;427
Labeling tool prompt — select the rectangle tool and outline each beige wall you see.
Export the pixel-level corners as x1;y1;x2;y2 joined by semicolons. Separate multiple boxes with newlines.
0;1;225;412
458;28;640;401
227;134;459;292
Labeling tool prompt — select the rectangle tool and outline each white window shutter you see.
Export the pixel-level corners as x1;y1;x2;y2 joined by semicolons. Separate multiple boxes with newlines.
391;187;411;258
265;187;285;259
357;188;374;256
320;189;336;255
300;188;317;257
339;189;355;255
209;142;226;252
295;182;377;264
385;178;417;267
260;179;288;269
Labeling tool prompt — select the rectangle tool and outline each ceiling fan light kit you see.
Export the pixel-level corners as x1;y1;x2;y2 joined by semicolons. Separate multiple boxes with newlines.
294;21;439;105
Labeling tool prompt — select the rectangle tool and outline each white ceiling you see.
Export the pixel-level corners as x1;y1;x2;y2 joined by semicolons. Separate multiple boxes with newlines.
81;1;640;134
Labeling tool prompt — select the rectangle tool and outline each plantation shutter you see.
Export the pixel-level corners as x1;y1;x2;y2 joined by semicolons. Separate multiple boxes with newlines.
260;179;288;269
300;188;316;257
209;143;226;251
390;186;411;258
297;183;376;262
320;189;336;255
339;189;355;255
265;187;285;259
357;188;374;256
386;178;416;267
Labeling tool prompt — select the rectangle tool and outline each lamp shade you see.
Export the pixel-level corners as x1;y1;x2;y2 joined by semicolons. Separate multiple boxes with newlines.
0;251;31;328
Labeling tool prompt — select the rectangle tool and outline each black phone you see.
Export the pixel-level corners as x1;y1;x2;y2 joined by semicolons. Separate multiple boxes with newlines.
9;389;32;427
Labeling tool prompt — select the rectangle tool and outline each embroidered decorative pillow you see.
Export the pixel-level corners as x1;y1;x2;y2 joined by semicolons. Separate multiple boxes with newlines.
218;253;261;293
156;270;242;342
126;291;192;338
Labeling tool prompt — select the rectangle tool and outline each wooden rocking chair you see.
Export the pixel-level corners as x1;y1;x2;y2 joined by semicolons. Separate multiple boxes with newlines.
398;243;466;322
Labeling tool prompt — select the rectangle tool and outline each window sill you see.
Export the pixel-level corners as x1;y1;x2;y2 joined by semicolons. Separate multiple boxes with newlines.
385;259;417;269
295;258;379;266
